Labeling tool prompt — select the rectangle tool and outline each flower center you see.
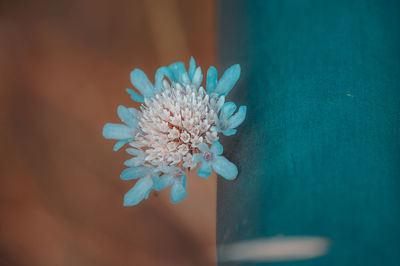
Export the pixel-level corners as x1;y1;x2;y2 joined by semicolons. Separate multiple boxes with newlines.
172;169;183;178
132;82;219;166
203;151;214;161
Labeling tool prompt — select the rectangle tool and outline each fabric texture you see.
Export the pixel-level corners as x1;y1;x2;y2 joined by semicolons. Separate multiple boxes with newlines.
217;0;400;265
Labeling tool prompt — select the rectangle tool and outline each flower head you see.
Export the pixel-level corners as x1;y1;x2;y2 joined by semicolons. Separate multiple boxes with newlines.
120;165;155;206
103;57;246;206
153;166;187;203
193;141;238;180
103;106;140;151
213;102;247;136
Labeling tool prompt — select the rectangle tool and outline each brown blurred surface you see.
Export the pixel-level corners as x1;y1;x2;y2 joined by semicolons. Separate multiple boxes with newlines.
0;0;216;265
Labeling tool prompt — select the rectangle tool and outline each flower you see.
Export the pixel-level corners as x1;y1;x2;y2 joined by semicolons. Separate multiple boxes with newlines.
103;106;140;151
193;141;238;180
120;165;155;206
213;102;247;136
206;64;241;97
152;166;187;203
103;57;246;206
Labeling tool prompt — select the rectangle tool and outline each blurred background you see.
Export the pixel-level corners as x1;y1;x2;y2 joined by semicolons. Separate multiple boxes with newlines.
0;0;217;265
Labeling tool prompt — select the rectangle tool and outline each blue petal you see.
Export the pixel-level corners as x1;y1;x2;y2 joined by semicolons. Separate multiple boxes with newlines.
206;66;218;94
214;64;241;96
155;66;175;91
124;154;144;167
211;141;224;155
169;62;188;84
197;162;212;178
113;139;130;151
212;156;238;180
222;128;237;136
229;106;247;128
155;165;173;173
103;123;133;140
170;177;187;203
152;175;173;191
216;96;225;111
126;88;144;102
144;188;151;199
181;174;187;188
188;57;196;80
192;66;203;88
198;142;210;153
181;72;190;84
126;148;142;156
120;166;148;180
117;105;138;127
192;153;204;163
221;102;237;119
123;177;153;206
123;157;136;167
130;69;154;98
128;108;140;117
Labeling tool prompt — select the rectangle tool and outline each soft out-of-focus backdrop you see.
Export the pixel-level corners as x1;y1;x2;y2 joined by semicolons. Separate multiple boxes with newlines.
0;0;216;265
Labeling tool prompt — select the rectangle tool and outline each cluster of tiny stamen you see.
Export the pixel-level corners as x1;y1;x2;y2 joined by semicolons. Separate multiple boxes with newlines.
131;81;219;168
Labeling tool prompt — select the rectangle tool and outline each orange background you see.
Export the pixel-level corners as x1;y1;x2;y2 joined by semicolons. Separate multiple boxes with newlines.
0;0;216;265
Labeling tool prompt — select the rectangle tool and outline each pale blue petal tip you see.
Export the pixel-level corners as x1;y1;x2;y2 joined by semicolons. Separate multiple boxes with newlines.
197;162;212;178
222;128;237;136
221;102;237;118
169;62;186;83
113;140;130;151
214;64;241;96
181;72;190;84
229;105;247;128
117;105;137;127
130;69;154;98
206;66;218;93
153;176;173;191
126;88;144;102
155;66;174;90
211;141;224;155
188;57;196;79
120;167;144;180
124;157;136;167
192;66;203;88
170;181;187;203
123;177;153;206
212;156;238;180
103;123;132;140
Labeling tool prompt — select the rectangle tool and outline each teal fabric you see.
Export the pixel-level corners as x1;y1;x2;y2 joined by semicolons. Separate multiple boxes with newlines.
217;0;400;265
